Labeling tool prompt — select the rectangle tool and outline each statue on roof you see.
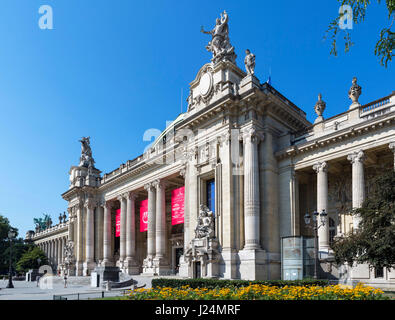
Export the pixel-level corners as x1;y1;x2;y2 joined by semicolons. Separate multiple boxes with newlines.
201;10;236;65
244;49;256;75
79;136;95;169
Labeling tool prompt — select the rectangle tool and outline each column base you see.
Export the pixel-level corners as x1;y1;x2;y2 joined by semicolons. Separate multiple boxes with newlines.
238;248;267;280
154;257;172;276
122;257;140;275
83;261;96;276
101;259;114;267
220;248;238;279
76;261;84;276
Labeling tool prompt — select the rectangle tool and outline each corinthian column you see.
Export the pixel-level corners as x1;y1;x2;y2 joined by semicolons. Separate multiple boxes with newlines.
125;192;139;274
153;179;171;274
243;127;263;250
84;197;96;275
102;201;113;266
347;150;366;229
313;161;330;253
117;194;127;265
143;182;156;273
389;142;395;171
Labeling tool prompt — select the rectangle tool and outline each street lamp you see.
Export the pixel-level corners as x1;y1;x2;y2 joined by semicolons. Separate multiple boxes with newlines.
6;230;16;288
303;209;327;279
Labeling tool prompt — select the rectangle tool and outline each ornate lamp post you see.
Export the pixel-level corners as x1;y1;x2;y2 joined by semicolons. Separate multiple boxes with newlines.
6;230;16;288
303;209;328;279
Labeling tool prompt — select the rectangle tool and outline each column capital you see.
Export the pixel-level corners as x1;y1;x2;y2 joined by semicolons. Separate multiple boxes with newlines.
128;191;137;201
313;161;328;173
117;193;128;201
347;150;365;164
153;179;167;190
144;182;156;192
180;165;187;178
389;141;395;152
84;198;96;210
105;201;113;210
242;127;264;144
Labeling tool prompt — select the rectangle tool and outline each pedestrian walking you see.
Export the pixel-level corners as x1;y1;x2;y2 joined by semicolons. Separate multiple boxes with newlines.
36;275;41;287
64;274;68;288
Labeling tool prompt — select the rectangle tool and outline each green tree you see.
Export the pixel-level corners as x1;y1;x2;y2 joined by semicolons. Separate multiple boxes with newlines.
0;214;33;275
16;246;48;273
325;0;394;67
0;215;18;274
332;169;395;269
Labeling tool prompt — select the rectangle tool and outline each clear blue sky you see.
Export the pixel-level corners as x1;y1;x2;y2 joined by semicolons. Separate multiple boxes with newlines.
0;0;393;237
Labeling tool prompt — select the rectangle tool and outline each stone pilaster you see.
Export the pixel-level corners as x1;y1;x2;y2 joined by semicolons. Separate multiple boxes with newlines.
83;197;96;275
102;201;113;266
153;179;171;275
95;204;104;262
238;127;266;280
124;192;139;274
76;202;84;276
242;127;263;250
347;150;366;229
67;207;74;242
313;161;330;254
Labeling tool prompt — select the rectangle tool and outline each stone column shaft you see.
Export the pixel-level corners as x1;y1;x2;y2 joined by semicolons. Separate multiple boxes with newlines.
126;193;136;259
145;183;156;258
103;202;113;266
348;150;366;229
243;128;262;250
155;180;166;260
76;205;84;274
85;201;95;264
119;195;127;262
389;142;395;171
313;161;329;252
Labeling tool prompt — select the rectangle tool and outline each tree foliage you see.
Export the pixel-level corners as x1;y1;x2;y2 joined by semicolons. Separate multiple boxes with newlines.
332;169;395;269
0;214;32;275
325;0;394;67
16;246;48;273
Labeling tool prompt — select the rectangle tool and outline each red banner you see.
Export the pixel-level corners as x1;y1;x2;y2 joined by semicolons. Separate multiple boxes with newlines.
171;186;185;225
115;209;121;237
140;199;148;232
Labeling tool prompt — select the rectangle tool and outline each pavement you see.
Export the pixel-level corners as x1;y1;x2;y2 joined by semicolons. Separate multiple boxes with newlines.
0;275;158;300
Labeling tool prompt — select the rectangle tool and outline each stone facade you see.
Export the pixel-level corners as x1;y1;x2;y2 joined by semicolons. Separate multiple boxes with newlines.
30;13;395;289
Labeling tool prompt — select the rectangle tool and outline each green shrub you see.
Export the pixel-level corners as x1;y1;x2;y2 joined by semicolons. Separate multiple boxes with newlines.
151;278;329;289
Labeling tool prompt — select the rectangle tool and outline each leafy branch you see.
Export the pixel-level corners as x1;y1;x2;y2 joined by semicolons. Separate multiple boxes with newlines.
325;0;394;67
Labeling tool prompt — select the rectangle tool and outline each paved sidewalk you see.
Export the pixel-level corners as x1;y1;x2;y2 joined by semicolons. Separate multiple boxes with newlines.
0;275;186;300
0;278;128;300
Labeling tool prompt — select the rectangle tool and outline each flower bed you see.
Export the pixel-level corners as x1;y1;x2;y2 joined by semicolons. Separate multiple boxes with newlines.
127;283;387;300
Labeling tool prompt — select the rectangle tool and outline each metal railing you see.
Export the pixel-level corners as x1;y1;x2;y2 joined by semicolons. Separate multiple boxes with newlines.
53;288;131;300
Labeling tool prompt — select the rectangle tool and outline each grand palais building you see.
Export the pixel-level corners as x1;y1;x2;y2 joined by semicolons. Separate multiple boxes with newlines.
29;12;395;289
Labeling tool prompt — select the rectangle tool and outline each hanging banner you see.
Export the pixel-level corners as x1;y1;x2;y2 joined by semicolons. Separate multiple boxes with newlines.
171;186;185;225
140;199;148;232
115;209;121;237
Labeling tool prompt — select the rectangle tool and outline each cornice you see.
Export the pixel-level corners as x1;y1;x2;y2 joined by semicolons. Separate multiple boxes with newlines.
276;110;395;160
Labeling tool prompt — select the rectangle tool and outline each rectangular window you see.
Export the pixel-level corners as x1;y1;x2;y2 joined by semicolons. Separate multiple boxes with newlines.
375;267;384;278
206;179;215;214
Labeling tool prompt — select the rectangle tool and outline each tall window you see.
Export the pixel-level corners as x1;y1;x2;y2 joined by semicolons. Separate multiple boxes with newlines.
329;217;336;246
375;267;384;278
206;179;215;214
